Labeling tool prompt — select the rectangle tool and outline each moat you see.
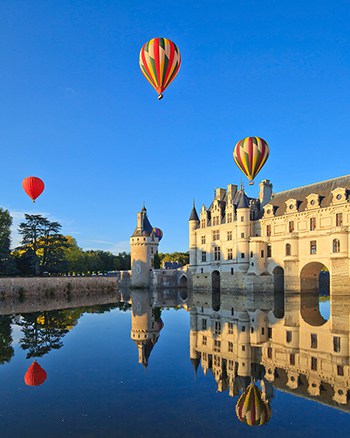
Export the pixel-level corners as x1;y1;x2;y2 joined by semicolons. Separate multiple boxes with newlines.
0;286;348;437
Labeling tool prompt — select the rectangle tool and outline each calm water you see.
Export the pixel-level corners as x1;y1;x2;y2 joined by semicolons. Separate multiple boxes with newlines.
0;289;348;437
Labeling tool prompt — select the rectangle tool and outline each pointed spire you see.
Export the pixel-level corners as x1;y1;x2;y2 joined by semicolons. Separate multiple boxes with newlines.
191;357;200;380
236;186;249;209
189;200;199;221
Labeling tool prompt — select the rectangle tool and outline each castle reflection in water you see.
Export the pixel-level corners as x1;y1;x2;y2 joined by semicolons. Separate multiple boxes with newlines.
1;286;350;426
126;286;350;421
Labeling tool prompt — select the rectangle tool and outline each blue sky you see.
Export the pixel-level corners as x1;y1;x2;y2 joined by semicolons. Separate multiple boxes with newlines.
1;0;349;253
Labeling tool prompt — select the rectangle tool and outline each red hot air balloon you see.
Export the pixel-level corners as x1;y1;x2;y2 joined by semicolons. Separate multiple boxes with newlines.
24;360;47;386
22;176;45;202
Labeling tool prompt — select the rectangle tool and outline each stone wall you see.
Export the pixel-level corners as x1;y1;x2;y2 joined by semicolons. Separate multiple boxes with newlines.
0;276;118;299
192;271;274;293
151;269;178;288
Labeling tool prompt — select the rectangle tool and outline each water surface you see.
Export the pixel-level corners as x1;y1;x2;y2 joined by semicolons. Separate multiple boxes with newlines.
0;289;348;437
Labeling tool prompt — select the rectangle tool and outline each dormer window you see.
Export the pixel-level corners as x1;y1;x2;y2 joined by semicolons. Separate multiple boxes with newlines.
331;188;347;204
285;198;298;213
264;204;274;218
306;194;320;209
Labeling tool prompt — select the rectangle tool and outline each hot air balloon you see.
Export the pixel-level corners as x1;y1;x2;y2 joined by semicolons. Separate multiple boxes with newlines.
235;383;271;426
139;37;181;100
24;360;47;386
22;176;45;202
233;137;269;185
152;227;163;241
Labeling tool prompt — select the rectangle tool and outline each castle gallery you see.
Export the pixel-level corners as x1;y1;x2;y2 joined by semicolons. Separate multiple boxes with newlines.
128;174;350;293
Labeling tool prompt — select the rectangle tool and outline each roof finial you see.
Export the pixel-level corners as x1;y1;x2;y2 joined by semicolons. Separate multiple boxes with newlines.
193;198;195;208
240;179;244;191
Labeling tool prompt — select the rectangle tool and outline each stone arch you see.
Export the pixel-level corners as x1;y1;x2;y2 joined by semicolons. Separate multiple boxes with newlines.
178;275;188;300
273;266;284;318
300;262;330;326
179;275;187;288
212;270;221;311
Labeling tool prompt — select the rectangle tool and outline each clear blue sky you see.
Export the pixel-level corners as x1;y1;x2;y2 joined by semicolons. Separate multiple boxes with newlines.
1;0;349;253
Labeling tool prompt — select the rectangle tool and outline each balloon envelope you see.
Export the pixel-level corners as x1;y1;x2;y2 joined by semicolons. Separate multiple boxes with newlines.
139;37;181;99
233;137;269;184
24;361;47;386
235;383;271;426
152;227;163;241
22;176;45;202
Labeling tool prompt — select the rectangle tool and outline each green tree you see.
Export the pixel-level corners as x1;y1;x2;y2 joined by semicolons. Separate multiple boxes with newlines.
158;252;189;266
63;238;88;275
18;310;75;358
153;252;161;269
0;315;14;364
116;252;131;270
0;208;17;275
17;214;68;275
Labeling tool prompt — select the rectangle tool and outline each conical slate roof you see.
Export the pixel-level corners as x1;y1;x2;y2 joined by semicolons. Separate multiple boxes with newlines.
131;208;153;237
234;189;250;209
189;204;199;221
190;357;200;372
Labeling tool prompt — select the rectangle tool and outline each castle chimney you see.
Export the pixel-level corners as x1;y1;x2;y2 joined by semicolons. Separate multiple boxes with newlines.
259;180;273;206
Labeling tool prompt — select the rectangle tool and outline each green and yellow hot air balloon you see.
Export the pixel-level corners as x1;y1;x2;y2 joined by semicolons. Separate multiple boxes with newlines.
139;37;181;100
233;136;269;185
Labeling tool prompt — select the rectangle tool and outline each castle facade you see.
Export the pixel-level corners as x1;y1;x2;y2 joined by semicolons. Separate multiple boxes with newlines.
189;175;350;294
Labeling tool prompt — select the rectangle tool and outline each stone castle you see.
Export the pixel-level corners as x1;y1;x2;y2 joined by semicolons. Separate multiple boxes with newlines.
127;174;350;295
188;174;350;294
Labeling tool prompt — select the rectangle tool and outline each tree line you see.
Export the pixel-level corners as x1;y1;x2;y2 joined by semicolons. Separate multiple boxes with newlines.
0;209;130;276
0;208;188;276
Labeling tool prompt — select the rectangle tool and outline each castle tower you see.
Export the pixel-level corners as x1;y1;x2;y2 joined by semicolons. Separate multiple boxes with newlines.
237;310;252;377
235;188;250;272
130;290;162;367
189;202;200;267
130;207;159;288
189;307;201;378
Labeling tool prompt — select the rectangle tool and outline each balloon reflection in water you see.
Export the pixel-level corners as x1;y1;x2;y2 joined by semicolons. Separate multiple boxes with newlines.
24;360;47;387
235;383;271;426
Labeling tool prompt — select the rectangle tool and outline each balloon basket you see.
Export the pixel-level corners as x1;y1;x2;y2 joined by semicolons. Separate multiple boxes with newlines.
249;181;254;185
158;94;163;100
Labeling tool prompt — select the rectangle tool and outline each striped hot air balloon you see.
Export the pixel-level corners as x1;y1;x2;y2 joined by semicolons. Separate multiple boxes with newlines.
233;137;269;185
139;37;181;100
235;383;271;427
152;227;163;241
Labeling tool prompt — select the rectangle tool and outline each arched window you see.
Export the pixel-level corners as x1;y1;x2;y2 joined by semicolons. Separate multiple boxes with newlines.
333;239;340;253
286;243;291;256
